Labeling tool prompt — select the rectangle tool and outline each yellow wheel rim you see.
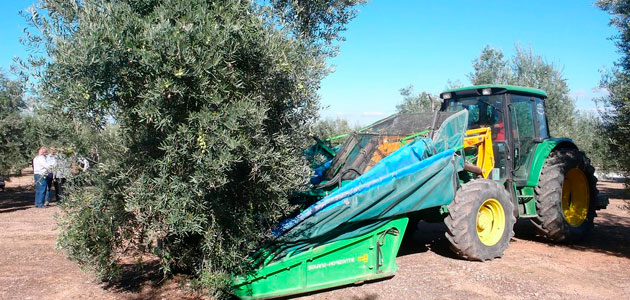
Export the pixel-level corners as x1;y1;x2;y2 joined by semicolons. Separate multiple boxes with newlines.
561;168;590;227
476;198;505;246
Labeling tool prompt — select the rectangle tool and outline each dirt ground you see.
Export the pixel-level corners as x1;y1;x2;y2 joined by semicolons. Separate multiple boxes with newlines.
0;170;202;300
1;172;629;300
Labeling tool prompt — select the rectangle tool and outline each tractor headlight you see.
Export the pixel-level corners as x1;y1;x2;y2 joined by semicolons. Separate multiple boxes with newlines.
481;88;492;95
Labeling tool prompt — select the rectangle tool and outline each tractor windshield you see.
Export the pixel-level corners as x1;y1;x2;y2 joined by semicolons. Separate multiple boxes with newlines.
443;95;505;141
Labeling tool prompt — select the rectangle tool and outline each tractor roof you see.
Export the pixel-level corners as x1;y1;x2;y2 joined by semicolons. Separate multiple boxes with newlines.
441;84;548;99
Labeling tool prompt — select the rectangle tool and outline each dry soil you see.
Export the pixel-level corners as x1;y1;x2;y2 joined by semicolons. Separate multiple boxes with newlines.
1;172;629;300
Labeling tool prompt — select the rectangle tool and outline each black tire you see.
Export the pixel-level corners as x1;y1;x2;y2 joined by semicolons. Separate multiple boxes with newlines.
444;179;516;261
531;148;598;243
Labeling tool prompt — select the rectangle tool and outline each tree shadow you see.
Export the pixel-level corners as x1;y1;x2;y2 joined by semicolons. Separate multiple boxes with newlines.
271;279;389;300
103;258;205;300
103;259;165;294
400;206;630;261
349;295;380;300
598;181;630;200
0;187;35;213
513;180;630;258
513;210;630;259
398;221;458;260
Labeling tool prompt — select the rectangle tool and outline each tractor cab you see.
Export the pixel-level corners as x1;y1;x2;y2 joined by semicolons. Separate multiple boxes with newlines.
439;85;550;185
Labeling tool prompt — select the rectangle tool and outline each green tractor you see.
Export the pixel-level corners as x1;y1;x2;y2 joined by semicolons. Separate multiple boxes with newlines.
438;84;605;260
231;84;607;299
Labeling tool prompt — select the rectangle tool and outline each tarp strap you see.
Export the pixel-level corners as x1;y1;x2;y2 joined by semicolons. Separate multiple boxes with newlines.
376;227;399;271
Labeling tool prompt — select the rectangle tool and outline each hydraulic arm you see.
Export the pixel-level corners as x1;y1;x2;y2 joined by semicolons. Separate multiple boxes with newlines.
463;127;494;179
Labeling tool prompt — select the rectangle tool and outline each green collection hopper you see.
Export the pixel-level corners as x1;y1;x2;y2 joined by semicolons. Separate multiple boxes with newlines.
233;217;408;299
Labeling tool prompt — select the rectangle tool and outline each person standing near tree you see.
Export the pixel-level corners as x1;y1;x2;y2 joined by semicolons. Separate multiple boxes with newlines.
53;148;71;201
45;146;57;205
32;147;49;208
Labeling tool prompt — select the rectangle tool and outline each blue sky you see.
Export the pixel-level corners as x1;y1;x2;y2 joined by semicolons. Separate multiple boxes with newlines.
0;0;33;75
318;1;620;124
0;1;620;125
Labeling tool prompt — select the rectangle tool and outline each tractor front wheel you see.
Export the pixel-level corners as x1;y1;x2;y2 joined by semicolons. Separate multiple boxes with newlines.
532;148;598;242
445;179;516;261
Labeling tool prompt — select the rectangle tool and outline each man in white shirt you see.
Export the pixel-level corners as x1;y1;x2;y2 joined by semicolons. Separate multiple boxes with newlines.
33;147;50;208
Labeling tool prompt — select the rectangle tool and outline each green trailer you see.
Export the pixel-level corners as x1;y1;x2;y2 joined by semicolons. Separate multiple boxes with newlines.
232;85;608;299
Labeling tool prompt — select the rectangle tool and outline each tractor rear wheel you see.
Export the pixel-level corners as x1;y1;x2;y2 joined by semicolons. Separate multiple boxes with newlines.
445;179;516;261
531;148;598;242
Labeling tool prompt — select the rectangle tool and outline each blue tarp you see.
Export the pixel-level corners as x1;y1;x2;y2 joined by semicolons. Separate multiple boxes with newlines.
267;111;468;259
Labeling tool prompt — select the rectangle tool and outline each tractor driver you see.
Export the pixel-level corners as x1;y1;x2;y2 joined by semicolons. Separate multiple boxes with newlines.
488;107;505;141
473;99;505;141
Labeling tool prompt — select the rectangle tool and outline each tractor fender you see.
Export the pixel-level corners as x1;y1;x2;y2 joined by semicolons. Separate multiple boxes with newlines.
524;138;577;187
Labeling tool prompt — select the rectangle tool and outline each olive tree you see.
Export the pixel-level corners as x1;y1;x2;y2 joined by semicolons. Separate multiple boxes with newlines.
21;0;364;297
396;85;441;113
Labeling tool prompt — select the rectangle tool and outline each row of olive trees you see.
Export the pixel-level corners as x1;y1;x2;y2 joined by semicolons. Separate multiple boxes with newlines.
310;117;359;144
20;0;364;298
596;0;630;178
0;71;31;177
0;69;111;178
396;85;442;113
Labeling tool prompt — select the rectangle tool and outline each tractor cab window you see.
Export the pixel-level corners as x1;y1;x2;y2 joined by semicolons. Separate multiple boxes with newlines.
444;95;505;141
510;95;537;179
444;95;508;180
535;98;549;139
